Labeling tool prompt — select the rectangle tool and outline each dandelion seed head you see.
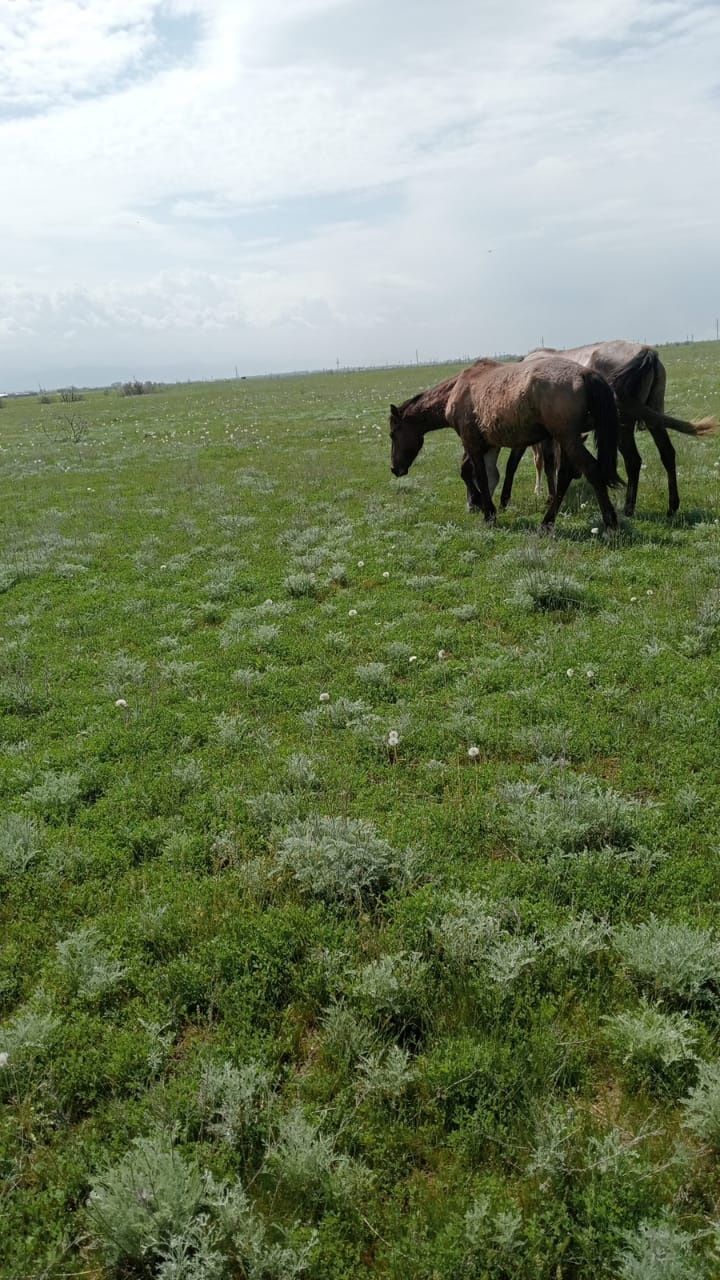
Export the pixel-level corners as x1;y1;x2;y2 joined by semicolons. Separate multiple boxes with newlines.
319;692;330;703
630;596;638;603
468;745;480;759
382;571;390;579
566;668;575;678
114;698;128;708
437;648;447;660
348;608;358;617
387;730;400;747
357;560;365;568
408;655;418;663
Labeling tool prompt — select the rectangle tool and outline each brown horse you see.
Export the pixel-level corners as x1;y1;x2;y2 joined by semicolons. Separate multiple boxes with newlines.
499;342;719;516
391;356;622;531
388;365;557;513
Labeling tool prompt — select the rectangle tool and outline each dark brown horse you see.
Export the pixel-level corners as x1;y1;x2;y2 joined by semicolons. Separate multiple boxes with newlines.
391;356;622;531
388;366;557;512
499;342;719;516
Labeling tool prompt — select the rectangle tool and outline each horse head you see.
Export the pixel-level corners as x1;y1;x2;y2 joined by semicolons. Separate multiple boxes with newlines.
389;404;424;477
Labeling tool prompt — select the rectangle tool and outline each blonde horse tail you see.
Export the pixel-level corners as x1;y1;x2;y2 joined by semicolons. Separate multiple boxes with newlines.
630;403;720;437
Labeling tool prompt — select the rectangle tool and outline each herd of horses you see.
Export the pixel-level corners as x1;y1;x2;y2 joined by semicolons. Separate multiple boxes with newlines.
388;340;719;531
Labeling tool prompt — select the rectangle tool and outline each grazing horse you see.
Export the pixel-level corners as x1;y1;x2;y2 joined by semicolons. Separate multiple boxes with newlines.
388;365;557;512
390;356;623;531
499;342;719;516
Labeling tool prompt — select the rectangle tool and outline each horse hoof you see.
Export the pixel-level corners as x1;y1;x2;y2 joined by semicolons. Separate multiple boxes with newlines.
623;503;635;518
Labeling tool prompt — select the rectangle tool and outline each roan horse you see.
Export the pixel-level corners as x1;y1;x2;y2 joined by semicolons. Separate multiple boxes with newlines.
499;342;719;516
390;356;623;531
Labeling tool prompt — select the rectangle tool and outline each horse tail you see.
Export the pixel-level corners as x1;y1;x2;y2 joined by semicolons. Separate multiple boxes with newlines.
629;403;720;437
607;347;659;404
585;371;623;488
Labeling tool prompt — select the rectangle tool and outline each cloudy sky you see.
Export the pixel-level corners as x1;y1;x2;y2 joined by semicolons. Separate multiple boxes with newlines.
1;0;719;390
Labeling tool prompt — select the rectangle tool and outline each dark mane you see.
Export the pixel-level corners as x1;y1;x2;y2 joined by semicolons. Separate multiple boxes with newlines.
396;361;496;421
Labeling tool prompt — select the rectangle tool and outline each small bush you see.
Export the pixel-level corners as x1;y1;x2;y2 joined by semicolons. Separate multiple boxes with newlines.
197;1059;274;1157
614;917;720;1002
617;1219;704;1280
501;770;643;857
512;569;593;612
0;1006;59;1078
0;813;42;875
682;1060;720;1146
55;926;126;1002
283;572;320;598
275;815;415;907
350;951;429;1029
87;1133;204;1267
603;1002;699;1082
23;769;84;817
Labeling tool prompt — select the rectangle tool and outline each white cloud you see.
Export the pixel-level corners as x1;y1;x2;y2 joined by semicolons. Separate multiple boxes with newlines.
1;0;720;387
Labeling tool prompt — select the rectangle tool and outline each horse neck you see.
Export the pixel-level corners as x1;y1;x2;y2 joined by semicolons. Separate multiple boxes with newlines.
402;401;448;433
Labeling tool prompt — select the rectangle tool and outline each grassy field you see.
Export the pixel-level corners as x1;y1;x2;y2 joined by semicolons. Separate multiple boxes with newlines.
2;341;720;1279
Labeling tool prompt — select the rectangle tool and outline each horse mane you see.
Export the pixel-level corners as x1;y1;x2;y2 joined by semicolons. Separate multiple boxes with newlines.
396;360;495;418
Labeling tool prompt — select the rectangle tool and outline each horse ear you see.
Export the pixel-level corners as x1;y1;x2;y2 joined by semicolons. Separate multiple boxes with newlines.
390;404;399;420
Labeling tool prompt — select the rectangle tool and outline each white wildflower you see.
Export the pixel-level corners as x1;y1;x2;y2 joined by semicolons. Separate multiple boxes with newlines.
114;698;128;708
468;746;480;760
357;560;365;568
630;596;638;603
437;648;447;660
566;668;575;678
590;526;599;536
0;1052;8;1068
387;730;400;747
408;655;418;663
319;692;330;703
382;571;390;579
348;609;358;617
586;668;596;682
646;589;654;596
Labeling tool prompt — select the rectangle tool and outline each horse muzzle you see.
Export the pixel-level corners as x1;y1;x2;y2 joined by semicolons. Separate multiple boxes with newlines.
391;466;408;478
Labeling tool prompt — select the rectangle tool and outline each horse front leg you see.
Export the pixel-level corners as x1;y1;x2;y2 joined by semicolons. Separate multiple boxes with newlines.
460;452;485;513
566;440;618;531
619;418;641;517
464;443;496;523
540;451;575;531
500;447;526;509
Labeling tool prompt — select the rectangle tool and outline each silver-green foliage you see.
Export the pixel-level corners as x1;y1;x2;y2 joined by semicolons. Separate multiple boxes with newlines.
614;917;720;1001
87;1133;205;1266
603;1002;699;1072
198;1059;274;1150
618;1220;704;1280
0;812;42;875
501;770;643;857
55;926;126;1001
682;1060;720;1146
275;815;415;906
512;569;592;613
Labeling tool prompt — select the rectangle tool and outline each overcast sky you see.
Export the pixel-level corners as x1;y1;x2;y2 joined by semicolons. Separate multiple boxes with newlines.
1;0;719;390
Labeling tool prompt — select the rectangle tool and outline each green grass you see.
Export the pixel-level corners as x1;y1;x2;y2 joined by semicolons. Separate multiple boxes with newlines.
2;343;720;1277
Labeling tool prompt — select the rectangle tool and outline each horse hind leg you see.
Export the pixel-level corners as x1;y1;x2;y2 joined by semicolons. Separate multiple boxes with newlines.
647;425;679;515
